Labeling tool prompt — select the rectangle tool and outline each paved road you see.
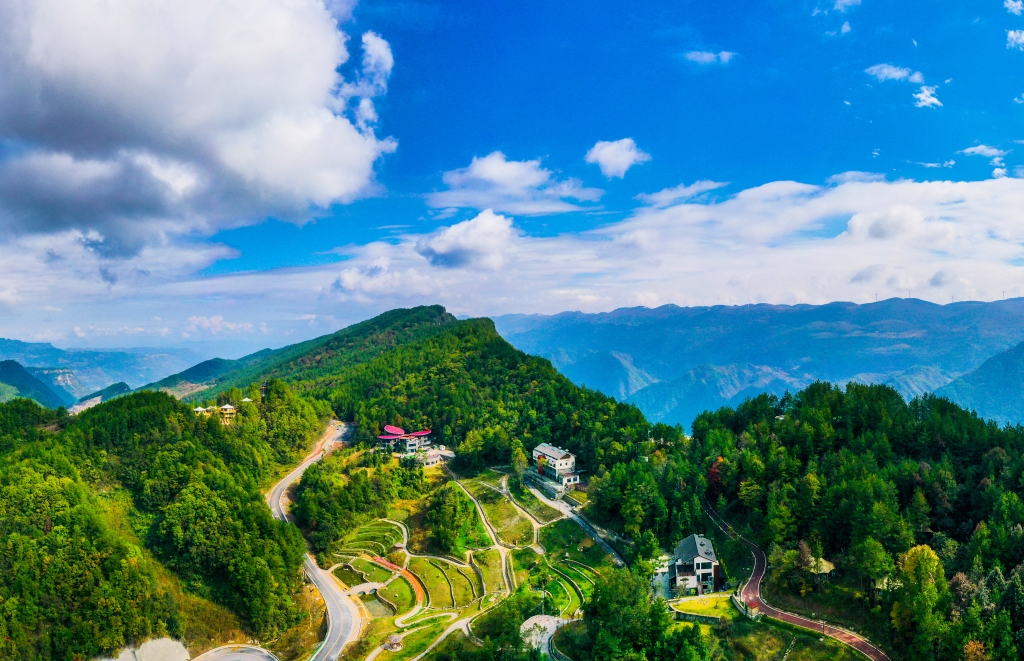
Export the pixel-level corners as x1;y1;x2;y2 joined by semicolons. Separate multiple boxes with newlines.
266;423;362;661
192;645;279;661
701;500;890;661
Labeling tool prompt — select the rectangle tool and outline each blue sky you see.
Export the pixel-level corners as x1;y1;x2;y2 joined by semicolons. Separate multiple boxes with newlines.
0;0;1023;351
210;0;1024;274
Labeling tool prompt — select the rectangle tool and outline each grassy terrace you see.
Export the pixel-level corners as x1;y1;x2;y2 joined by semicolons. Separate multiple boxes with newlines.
409;557;455;609
672;594;739;620
352;558;394;583
540;519;616;574
380;576;416;615
472;549;505;593
462;478;534;546
508;479;562;524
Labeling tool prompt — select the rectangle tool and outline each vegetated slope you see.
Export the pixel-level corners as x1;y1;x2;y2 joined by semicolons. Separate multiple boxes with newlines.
0;359;69;407
290;313;707;553
682;383;1024;660
0;338;205;392
0;381;329;659
494;298;1024;426
144;305;457;400
937;339;1024;425
78;381;133;404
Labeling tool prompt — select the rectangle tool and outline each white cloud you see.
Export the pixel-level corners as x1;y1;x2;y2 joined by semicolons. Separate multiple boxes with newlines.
636;181;729;207
1008;0;1024;15
865;64;923;83
994;168;1009;178
585;139;652;178
913;86;942;108
1009;31;1024;50
185;316;254;335
841;21;852;34
416;210;516;270
960;145;1010;167
0;0;396;255
426;152;602;215
684;51;737;65
834;0;861;11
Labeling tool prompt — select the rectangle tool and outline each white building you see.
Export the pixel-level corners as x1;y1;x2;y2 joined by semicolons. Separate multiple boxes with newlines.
416;447;455;467
669;534;723;593
531;443;579;488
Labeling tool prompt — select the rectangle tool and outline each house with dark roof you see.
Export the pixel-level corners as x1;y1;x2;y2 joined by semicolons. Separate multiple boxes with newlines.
669;534;724;593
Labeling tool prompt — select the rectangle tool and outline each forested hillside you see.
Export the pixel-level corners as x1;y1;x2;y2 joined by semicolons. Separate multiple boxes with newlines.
685;383;1024;661
144;305;457;399
0;381;329;660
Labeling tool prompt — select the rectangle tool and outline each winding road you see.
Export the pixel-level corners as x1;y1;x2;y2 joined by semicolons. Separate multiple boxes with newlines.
265;423;362;661
701;499;890;661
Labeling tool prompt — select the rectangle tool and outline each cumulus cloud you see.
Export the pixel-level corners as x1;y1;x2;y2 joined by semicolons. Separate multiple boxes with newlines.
1008;0;1024;15
635;181;729;207
426;152;602;215
416;210;516;270
913;86;942;108
960;145;1010;167
684;51;736;65
0;0;396;255
865;64;924;83
585;139;651;178
834;0;861;11
1009;30;1024;50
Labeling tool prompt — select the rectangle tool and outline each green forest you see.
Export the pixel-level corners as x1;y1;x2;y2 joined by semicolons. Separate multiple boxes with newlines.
0;381;329;660
686;383;1024;661
9;305;1024;661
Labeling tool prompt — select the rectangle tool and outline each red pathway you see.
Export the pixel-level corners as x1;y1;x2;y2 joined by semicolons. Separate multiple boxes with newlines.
702;500;891;661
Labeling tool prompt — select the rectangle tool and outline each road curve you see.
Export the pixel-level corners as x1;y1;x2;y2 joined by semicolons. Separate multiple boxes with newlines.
701;498;890;661
526;486;625;567
192;645;279;661
266;423;362;661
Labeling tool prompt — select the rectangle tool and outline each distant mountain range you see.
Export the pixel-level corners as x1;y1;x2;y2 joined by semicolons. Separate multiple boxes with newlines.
493;298;1024;428
0;338;206;392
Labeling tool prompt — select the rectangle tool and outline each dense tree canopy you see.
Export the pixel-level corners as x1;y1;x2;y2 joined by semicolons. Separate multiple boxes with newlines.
0;380;328;659
687;382;1024;660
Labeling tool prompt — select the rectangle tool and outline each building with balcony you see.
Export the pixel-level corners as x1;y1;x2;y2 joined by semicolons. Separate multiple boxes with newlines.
531;443;579;489
669;534;724;594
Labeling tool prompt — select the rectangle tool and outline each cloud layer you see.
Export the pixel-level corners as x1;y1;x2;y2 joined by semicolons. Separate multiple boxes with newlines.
0;0;395;255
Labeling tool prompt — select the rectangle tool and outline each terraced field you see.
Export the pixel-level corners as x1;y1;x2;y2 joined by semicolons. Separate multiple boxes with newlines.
472;549;505;593
380;576;417;615
352;558;394;583
508;480;562;524
463;479;533;546
409;557;455;609
339;521;404;556
541;519;616;574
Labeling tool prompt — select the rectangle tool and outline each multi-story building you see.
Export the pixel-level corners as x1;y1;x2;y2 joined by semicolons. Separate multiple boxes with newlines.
669;534;723;593
531;443;579;489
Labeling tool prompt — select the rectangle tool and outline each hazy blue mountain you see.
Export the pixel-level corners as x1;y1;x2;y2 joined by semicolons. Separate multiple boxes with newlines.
27;367;88;403
494;298;1024;428
0;360;69;408
0;338;206;392
625;363;806;426
936;340;1024;425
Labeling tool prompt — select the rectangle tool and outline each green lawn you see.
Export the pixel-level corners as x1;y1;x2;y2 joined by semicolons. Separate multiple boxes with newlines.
333;565;364;588
352;558;394;584
672;594;739;620
511;548;542;589
378;619;451;661
508;480;562;524
409;558;454;609
555;561;595;599
380;576;416;615
464;480;533;546
472;549;505;593
445;564;477;607
540;519;614;574
455;566;482;601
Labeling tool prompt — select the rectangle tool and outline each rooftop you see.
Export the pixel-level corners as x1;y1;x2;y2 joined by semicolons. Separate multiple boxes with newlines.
673;534;717;563
534;443;572;460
